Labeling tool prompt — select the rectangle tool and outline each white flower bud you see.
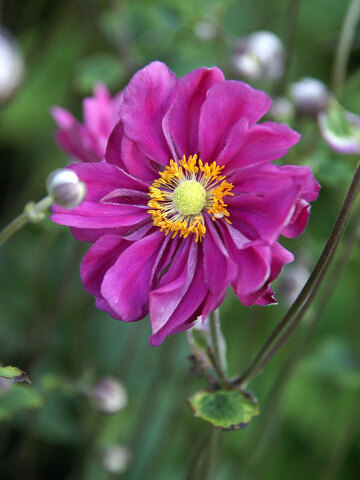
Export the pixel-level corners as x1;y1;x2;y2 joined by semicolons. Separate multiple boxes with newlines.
289;77;331;116
0;28;25;104
233;31;284;81
102;446;131;474
194;21;217;40
269;97;295;122
46;169;86;209
91;377;127;414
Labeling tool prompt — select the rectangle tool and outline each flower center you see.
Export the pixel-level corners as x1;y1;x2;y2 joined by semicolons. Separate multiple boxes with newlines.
148;154;234;242
173;180;207;215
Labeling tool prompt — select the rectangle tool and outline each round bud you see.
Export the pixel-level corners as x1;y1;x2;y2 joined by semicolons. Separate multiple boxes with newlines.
0;28;25;104
194;21;217;40
101;446;131;474
233;31;285;81
269;97;295;123
289;77;331;116
47;169;86;209
91;377;127;414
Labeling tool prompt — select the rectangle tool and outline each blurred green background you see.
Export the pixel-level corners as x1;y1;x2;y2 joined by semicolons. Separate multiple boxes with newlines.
0;0;360;479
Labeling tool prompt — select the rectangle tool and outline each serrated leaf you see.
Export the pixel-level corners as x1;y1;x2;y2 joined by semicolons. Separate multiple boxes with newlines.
188;389;259;430
0;365;30;383
0;384;42;421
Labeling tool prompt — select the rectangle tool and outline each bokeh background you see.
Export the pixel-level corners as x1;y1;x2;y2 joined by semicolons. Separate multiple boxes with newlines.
1;0;360;479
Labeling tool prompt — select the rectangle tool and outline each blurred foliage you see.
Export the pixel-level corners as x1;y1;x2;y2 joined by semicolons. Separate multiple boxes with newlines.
0;0;360;479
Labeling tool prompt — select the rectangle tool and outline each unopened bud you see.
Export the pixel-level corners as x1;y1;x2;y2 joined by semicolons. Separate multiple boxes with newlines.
101;445;131;474
194;21;217;40
233;31;284;81
289;77;331;116
0;28;25;104
91;377;127;414
269;97;295;123
47;169;86;208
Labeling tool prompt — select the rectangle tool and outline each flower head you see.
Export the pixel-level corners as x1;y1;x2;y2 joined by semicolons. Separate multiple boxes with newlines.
52;84;122;163
51;62;319;346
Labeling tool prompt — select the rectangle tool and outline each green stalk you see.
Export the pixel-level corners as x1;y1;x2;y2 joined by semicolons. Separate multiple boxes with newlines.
0;196;53;247
232;160;360;389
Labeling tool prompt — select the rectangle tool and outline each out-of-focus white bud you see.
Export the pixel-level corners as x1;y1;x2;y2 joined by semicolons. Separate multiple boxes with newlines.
0;377;11;394
91;377;127;414
289;77;331;116
0;28;25;104
46;169;86;209
102;445;131;474
194;21;217;40
269;97;295;123
233;31;284;81
278;263;310;307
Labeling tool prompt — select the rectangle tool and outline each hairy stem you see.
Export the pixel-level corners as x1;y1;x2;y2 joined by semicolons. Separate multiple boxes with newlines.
232;160;360;389
208;309;229;388
0;196;53;247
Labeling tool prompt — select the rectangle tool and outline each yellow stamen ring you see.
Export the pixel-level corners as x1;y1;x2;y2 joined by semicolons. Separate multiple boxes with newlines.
147;155;234;242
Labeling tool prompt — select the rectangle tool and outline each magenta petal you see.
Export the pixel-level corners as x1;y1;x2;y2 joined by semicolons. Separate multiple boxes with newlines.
237;243;293;305
120;61;178;165
219;121;300;172
81;235;130;297
203;217;237;294
163;67;224;158
101;231;164;322
95;297;123;320
199;80;271;163
51;162;150;230
227;185;300;244
105;121;125;167
149;249;207;346
149;238;197;334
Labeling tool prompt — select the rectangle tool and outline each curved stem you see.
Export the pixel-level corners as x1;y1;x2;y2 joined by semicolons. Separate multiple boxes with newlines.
0;196;53;247
332;0;360;93
232;160;360;389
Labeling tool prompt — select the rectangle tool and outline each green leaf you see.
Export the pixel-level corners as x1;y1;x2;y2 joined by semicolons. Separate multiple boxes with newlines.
188;389;259;430
0;365;31;383
0;384;42;421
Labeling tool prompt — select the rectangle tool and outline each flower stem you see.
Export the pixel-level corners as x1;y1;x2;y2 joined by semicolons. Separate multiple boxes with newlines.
203;428;221;480
332;0;360;93
0;196;53;247
208;309;229;388
232;160;360;389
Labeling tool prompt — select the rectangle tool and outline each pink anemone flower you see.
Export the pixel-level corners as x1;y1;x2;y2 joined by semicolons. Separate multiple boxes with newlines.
51;84;122;163
51;61;320;346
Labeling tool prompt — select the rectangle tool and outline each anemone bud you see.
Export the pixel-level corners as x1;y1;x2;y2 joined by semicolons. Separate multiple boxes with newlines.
91;377;127;414
47;169;86;209
289;77;331;116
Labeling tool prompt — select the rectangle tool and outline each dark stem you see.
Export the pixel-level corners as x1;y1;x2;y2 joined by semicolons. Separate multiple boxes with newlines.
232;160;360;389
203;428;221;480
